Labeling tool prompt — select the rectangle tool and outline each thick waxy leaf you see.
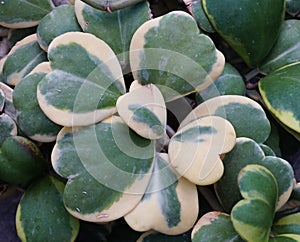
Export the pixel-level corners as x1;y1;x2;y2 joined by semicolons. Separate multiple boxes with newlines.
260;144;276;156
137;230;191;242
2;34;47;86
191;212;243;242
181;95;270;144
130;11;225;102
196;63;246;103
0;113;17;145
80;0;144;11
16;176;80;242
37;4;82;51
259;62;300;134
270;235;300;242
51;116;155;222
37;32;126;127
184;0;215;33
0;0;53;28
75;0;150;70
286;0;300;16
260;20;300;73
273;213;300;236
0;136;46;185
13;63;62;142
117;83;166;140
203;0;285;66
264;122;281;157
215;138;294;212
0;82;16;120
231;164;278;242
125;153;198;235
0;89;4;112
169;115;236;185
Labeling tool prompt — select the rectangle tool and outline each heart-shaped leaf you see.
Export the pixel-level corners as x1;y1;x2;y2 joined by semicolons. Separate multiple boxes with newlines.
125;153;198;235
215;137;294;212
0;0;53;28
37;4;82;51
75;0;150;71
259;62;300;134
117;83;166;140
37;32;126;127
260;20;300;74
51;116;155;222
191;212;243;242
273;213;300;236
16;176;80;242
13;62;62;142
0;136;47;185
196;63;246;104
231;164;278;242
0;113;17;145
169;115;236;185
137;230;192;242
80;0;144;11
180;95;271;144
2;34;47;86
203;0;285;66
130;10;225;102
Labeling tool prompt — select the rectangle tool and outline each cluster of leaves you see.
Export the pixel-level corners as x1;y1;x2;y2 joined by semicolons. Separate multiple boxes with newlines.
0;0;300;241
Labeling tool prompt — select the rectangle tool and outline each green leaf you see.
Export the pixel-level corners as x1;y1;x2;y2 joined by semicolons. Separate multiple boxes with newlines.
260;144;276;156
37;4;82;51
130;11;225;102
273;213;300;236
196;63;246;103
260;20;300;73
0;82;16;120
286;0;300;16
13;65;62;142
264;121;281;157
231;164;278;242
191;212;243;242
16;176;80;242
116;83;166;140
75;0;150;70
0;0;53;28
37;32;126;126
51;116;155;222
80;0;144;11
125;153;198;235
0;113;17;145
0;88;4;112
169;116;236;185
2;34;47;86
270;235;300;242
203;0;285;66
137;230;192;242
0;136;47;185
181;95;271;144
259;62;300;134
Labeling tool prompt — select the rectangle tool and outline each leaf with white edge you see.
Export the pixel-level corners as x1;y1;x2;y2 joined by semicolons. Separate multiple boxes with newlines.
37;32;126;127
203;0;285;66
0;136;47;185
117;83;166;139
180;95;271;144
2;34;47;86
215;137;294;212
37;4;82;51
51;116;155;222
0;113;17;145
125;153;198;235
16;176;80;242
136;230;192;242
13;63;62;143
80;0;144;11
0;0;53;28
0;82;16;120
259;62;300;134
231;164;278;242
191;212;243;242
270;235;300;242
130;11;225;102
75;0;150;71
0;89;4;112
196;63;246;104
168;115;236;185
286;0;300;16
260;20;300;73
273;213;300;236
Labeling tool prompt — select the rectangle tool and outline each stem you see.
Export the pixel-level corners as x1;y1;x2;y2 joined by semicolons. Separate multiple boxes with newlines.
166;124;176;138
198;186;224;212
244;67;261;82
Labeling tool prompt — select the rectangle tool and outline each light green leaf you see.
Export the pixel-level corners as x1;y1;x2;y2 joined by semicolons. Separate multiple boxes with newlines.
130;11;225;102
273;213;300;236
16;176;80;242
203;0;285;66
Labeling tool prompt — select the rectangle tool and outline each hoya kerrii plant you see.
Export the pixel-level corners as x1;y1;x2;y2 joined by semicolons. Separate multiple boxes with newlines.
0;0;299;241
